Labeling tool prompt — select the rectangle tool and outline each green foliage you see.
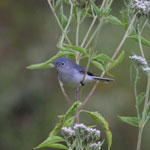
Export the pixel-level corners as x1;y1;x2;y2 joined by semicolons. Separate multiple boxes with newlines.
107;50;125;71
63;101;81;127
35;136;67;149
36;101;81;149
121;10;128;30
118;116;140;127
27;51;74;70
49;120;64;137
90;0;101;17
136;92;145;108
92;60;105;71
59;3;68;28
129;35;150;46
63;43;87;55
26;63;54;70
104;15;123;25
82;110;112;150
55;0;62;9
92;54;113;63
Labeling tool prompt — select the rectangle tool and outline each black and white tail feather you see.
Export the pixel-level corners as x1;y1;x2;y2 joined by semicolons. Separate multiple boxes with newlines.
93;76;114;82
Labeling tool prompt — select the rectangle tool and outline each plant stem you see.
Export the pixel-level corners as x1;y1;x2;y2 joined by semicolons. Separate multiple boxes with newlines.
76;11;80;46
61;1;74;45
137;127;143;150
59;80;72;106
112;14;136;60
79;14;136;110
81;16;97;47
137;27;145;58
47;0;72;45
137;75;150;150
134;68;140;117
85;18;104;49
75;10;81;64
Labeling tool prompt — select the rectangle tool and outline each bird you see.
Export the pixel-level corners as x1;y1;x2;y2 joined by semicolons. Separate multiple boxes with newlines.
54;57;113;100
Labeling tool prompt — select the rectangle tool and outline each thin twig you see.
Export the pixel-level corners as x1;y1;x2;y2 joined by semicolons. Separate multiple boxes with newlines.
112;14;136;60
137;26;145;58
81;16;97;47
61;1;74;45
85;18;104;49
59;80;72;106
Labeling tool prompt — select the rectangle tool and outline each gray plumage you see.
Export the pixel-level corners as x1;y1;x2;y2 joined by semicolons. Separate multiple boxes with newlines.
54;57;113;88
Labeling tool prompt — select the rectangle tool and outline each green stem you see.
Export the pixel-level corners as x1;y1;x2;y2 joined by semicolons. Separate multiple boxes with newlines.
58;80;72;106
137;26;145;58
85;17;104;49
75;10;81;64
76;11;80;46
61;1;74;45
112;14;136;60
137;75;150;150
137;127;143;150
81;16;97;47
134;68;140;117
47;0;72;45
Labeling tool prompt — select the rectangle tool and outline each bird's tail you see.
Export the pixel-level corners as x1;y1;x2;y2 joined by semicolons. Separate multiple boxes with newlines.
93;76;114;82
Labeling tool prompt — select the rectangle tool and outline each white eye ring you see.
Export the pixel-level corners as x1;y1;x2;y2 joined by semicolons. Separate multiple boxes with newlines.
61;62;65;66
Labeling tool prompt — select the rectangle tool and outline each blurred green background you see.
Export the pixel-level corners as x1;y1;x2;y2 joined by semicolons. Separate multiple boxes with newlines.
0;0;150;150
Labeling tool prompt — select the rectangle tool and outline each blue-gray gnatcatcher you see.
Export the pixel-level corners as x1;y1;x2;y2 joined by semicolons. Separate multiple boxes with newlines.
54;57;113;88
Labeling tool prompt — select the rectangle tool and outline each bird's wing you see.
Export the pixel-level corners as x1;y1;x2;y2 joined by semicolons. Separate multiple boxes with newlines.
72;62;94;76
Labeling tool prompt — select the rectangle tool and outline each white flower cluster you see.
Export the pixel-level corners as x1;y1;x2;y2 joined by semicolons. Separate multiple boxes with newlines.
61;124;102;149
86;127;101;137
74;123;87;129
129;0;150;18
74;123;100;137
129;55;150;74
142;66;150;73
61;127;75;136
129;55;147;65
90;142;101;150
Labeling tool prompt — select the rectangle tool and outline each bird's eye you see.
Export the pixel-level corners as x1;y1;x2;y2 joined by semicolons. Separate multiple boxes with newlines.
61;62;65;66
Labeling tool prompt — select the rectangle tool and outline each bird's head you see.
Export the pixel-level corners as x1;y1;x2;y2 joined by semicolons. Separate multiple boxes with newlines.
54;57;72;72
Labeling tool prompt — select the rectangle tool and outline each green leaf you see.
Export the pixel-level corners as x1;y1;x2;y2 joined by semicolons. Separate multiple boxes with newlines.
92;54;113;63
64;116;75;127
64;101;81;126
35;136;66;149
59;3;68;28
136;92;145;108
107;50;125;71
82;111;112;150
26;63;54;70
43;143;67;149
63;43;87;55
49;120;63;137
118;116;140;127
90;0;100;16
146;107;150;118
129;35;150;47
92;60;105;71
63;0;70;4
27;51;74;70
27;50;75;70
105;15;123;25
121;10;128;30
44;51;75;64
55;0;62;9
